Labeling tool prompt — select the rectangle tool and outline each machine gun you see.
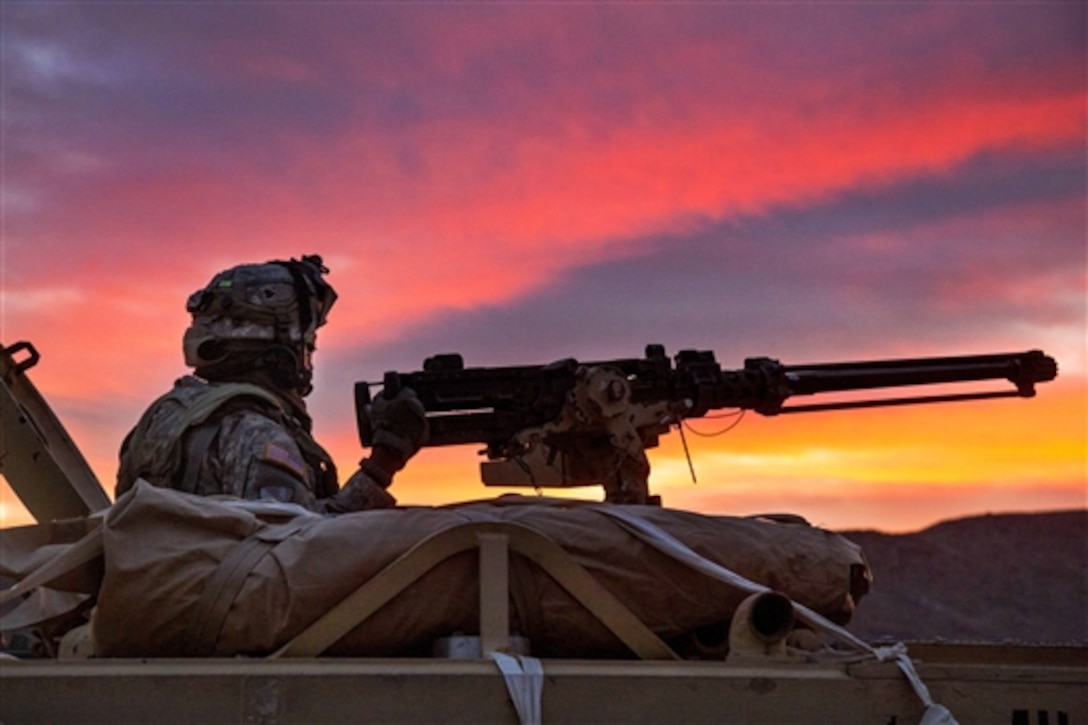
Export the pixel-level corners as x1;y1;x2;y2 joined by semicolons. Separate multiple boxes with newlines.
355;346;1058;504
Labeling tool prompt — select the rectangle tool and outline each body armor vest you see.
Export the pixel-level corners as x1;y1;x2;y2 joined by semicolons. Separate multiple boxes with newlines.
117;377;338;500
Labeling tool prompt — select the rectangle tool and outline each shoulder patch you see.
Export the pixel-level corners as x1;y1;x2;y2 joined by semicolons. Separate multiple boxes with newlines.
262;442;308;480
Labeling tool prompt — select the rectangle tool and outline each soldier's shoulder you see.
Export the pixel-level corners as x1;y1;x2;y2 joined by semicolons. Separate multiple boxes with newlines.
136;378;282;437
221;405;290;433
132;376;205;421
171;378;284;416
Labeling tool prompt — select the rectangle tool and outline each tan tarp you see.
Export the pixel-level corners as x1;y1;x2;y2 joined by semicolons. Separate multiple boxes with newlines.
88;482;869;658
0;517;103;632
0;515;102;588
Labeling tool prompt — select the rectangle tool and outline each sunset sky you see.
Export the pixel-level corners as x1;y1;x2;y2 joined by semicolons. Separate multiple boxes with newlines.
2;2;1085;532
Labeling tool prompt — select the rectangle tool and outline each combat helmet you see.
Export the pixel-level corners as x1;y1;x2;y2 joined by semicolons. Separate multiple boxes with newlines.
183;255;337;395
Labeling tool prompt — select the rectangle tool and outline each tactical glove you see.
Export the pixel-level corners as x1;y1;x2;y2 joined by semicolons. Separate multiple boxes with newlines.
368;386;429;463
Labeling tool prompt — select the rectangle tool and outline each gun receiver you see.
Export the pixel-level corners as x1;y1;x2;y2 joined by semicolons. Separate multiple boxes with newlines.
355;346;1057;504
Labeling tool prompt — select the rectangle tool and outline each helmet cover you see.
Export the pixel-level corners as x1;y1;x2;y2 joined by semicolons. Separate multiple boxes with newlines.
183;255;337;372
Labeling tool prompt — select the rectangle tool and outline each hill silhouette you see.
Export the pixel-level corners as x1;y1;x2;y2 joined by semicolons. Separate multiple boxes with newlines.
841;510;1088;644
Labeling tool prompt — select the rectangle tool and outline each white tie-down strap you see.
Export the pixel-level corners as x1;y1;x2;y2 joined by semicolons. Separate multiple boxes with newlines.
594;505;959;725
490;652;544;725
873;644;957;725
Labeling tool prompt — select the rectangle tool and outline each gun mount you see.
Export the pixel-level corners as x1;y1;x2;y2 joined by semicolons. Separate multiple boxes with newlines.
355;346;1058;504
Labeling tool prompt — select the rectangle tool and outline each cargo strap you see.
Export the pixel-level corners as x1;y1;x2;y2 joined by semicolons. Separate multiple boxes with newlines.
594;505;958;725
0;524;103;608
0;522;104;632
271;520;668;725
491;652;544;725
271;520;679;660
183;519;311;656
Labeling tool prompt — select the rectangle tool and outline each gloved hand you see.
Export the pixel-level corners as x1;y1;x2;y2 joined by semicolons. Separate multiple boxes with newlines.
368;386;429;464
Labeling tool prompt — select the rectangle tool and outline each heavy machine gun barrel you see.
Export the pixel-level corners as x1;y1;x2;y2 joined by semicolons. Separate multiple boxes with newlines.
354;346;1057;503
744;350;1057;413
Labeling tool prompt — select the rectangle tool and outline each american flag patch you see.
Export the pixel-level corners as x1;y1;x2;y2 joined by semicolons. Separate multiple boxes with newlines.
262;442;307;479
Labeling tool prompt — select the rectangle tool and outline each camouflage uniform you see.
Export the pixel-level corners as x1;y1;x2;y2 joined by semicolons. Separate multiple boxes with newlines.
116;376;395;513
